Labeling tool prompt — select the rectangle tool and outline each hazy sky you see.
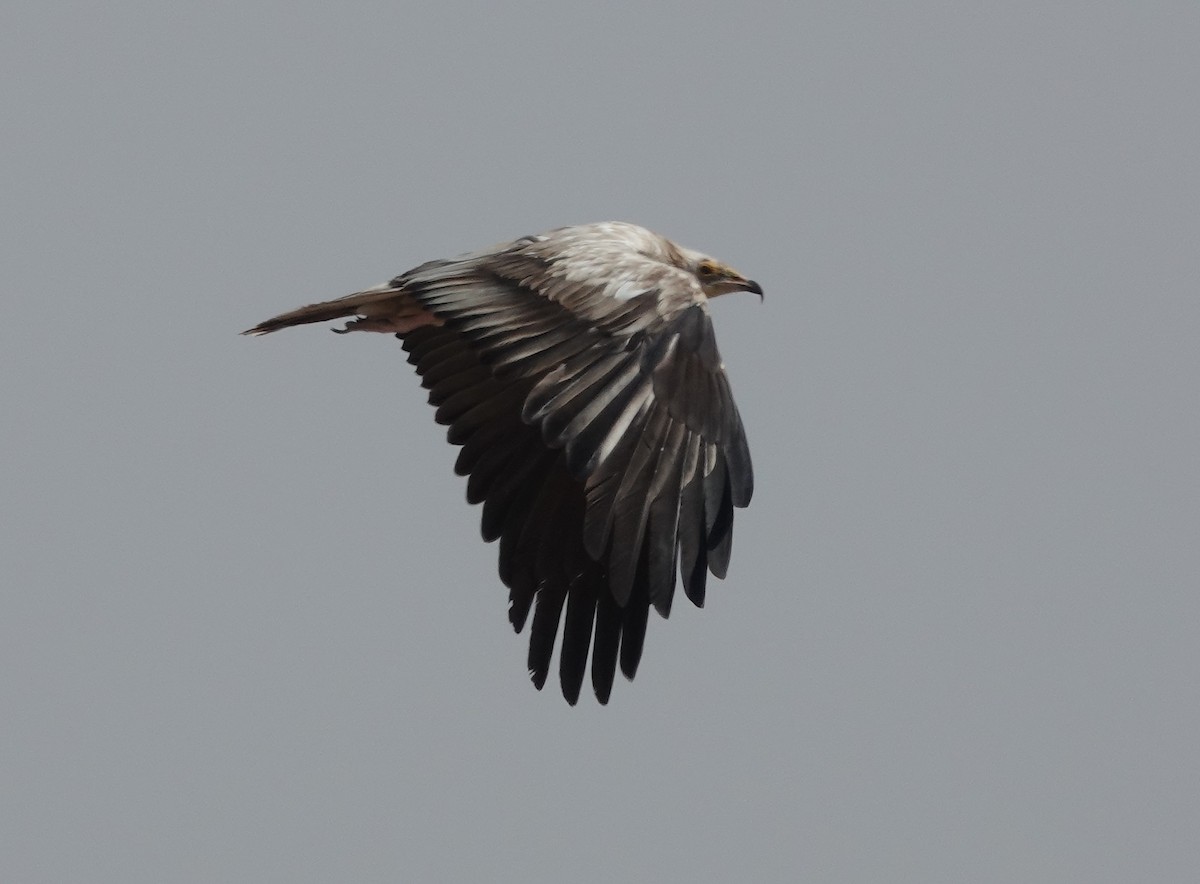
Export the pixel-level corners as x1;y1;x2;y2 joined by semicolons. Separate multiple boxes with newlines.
4;2;1198;882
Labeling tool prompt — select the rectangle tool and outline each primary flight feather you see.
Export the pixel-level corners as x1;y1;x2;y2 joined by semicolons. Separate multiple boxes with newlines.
245;221;758;704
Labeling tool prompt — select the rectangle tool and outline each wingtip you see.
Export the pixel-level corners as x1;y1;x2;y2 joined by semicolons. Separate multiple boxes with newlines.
561;683;582;706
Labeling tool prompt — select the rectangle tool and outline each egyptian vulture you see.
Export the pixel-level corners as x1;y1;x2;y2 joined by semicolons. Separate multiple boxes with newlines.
245;222;758;704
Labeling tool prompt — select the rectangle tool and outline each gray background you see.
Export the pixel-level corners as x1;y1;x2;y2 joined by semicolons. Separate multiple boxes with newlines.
4;2;1198;881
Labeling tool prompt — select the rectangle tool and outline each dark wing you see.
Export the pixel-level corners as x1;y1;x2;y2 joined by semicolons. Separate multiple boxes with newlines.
396;243;752;704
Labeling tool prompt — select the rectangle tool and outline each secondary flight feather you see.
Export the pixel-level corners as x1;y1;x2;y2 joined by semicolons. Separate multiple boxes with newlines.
245;222;758;704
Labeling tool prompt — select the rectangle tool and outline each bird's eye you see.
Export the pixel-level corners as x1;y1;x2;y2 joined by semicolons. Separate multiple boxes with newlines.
698;262;717;277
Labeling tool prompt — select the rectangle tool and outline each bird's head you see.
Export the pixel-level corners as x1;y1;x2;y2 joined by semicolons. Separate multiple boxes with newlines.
693;256;763;300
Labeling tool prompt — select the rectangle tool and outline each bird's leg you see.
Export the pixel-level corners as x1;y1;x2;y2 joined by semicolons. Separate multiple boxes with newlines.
332;312;443;334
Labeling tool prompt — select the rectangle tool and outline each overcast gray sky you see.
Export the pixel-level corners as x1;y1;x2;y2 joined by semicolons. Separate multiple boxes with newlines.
4;2;1198;882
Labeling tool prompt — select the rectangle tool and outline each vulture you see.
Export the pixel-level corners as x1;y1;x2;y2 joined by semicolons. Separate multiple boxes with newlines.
244;222;758;704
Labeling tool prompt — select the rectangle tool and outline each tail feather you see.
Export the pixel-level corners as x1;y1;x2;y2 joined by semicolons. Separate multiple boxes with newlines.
242;286;440;336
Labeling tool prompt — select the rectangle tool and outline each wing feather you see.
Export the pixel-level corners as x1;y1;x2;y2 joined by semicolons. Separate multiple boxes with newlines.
606;409;672;606
563;382;654;478
559;580;595;705
644;422;687;615
527;584;566;691
427;364;492;407
476;435;545;533
618;550;651;680
526;351;635;433
444;383;526;445
419;346;477;389
590;586;622;703
546;356;643;446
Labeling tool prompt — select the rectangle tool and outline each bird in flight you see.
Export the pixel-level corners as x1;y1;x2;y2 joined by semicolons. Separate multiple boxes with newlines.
244;222;758;704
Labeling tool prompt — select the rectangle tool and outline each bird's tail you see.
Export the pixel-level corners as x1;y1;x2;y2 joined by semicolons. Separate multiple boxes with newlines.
242;285;441;336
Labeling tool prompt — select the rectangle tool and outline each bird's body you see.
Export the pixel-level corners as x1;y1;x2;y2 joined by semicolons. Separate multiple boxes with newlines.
246;222;758;704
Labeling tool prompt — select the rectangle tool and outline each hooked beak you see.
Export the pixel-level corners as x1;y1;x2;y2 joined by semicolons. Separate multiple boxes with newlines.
726;273;763;301
704;264;764;300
